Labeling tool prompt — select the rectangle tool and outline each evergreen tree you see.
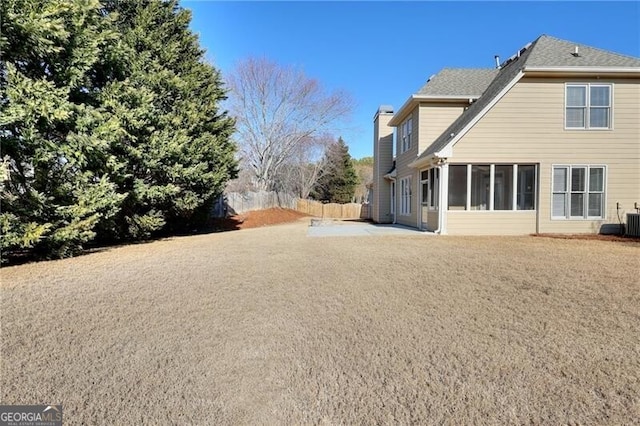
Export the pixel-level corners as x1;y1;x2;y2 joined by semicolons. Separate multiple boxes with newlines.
352;156;374;203
0;0;236;260
97;1;237;239
312;137;358;203
1;0;124;258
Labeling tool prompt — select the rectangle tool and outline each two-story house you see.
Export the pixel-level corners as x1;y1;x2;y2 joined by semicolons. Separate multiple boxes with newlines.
373;35;640;235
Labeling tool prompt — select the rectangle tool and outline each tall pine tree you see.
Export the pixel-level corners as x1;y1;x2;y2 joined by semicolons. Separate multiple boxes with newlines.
312;137;358;203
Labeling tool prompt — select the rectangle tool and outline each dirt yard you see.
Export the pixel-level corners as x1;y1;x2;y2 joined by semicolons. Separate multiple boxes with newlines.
1;218;639;424
211;207;310;231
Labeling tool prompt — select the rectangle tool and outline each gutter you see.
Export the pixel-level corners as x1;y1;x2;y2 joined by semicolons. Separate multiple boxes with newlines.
523;66;640;74
408;154;434;170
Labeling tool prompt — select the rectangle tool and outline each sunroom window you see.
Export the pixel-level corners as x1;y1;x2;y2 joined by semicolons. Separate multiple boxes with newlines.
494;165;513;210
448;165;467;210
448;164;537;211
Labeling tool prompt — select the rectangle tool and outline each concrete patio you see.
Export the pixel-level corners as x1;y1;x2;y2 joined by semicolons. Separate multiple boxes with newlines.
307;220;432;237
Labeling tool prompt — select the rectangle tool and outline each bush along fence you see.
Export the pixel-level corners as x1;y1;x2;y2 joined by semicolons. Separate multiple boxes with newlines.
213;191;371;220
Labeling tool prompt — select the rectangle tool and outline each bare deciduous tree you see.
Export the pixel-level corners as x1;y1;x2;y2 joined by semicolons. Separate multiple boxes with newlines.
274;134;332;199
227;57;352;192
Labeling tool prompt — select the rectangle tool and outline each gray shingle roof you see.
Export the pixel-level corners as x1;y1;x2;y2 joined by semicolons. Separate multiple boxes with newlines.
525;35;640;68
415;35;640;162
416;68;498;98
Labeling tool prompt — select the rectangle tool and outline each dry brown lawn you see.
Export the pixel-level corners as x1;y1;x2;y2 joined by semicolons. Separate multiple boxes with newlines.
1;219;639;425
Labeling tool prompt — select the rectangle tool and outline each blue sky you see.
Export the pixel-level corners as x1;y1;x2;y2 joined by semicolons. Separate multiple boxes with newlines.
183;1;640;159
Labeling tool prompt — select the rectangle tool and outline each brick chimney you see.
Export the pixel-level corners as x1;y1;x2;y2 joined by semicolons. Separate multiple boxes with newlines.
373;105;394;223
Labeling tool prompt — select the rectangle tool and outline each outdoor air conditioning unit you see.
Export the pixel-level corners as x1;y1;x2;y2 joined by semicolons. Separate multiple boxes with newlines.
626;213;640;237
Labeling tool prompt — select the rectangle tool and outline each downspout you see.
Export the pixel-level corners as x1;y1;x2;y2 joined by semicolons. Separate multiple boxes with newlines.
416;172;421;229
535;163;541;234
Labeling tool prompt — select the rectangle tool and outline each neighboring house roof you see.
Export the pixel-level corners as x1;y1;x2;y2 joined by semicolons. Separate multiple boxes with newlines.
416;68;498;98
410;35;640;166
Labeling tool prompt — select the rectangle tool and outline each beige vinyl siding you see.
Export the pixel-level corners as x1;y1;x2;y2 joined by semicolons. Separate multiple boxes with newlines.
447;211;537;235
450;77;640;234
421;209;439;231
395;108;419;227
418;103;466;153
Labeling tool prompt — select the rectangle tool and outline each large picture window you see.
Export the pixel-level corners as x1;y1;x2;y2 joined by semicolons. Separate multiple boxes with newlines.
565;84;611;129
552;165;605;219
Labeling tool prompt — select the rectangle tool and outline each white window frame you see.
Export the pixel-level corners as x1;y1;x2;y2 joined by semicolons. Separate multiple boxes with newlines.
551;165;607;220
515;164;537;211
565;83;612;130
401;116;413;153
400;176;412;216
447;164;537;212
425;168;439;210
420;170;428;206
419;167;440;210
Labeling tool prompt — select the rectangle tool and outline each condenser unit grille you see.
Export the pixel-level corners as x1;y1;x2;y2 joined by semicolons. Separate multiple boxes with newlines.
626;213;640;237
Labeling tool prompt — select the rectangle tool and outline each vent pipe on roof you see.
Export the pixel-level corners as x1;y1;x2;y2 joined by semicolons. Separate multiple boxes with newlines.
494;55;501;69
572;46;580;57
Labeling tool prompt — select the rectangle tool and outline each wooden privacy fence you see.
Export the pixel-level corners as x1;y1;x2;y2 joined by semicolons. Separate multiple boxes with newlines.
213;191;372;220
214;191;297;216
297;199;370;219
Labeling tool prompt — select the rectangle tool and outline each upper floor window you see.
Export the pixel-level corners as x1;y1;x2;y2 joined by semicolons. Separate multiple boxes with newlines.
401;117;412;153
565;84;611;129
